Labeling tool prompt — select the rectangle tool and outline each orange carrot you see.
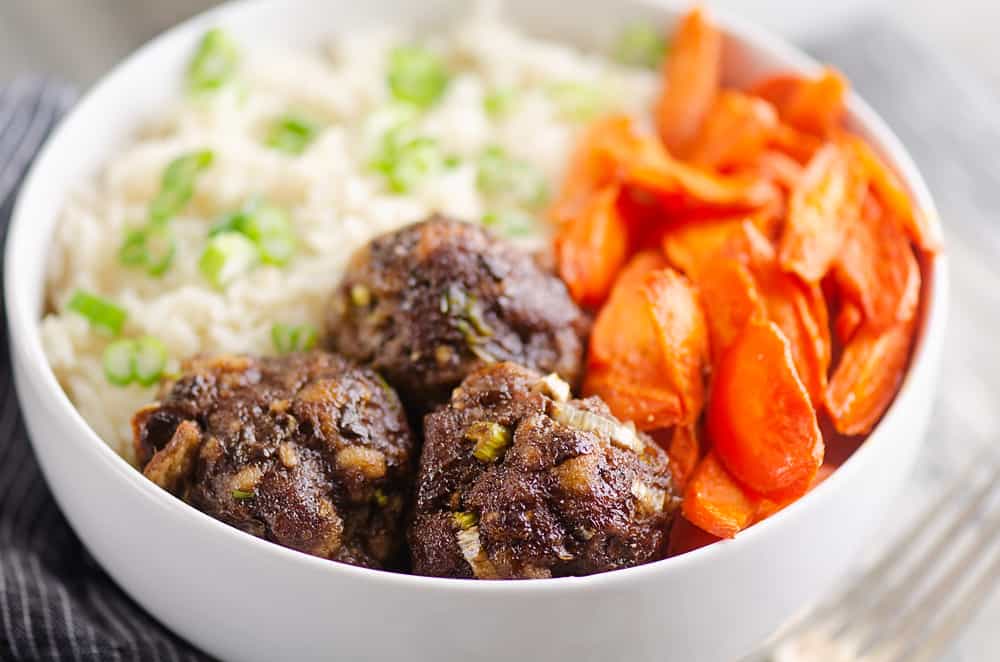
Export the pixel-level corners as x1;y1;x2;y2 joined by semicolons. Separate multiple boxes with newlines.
655;7;722;156
668;424;702;492
694;257;765;361
688;91;779;169
782;68;849;137
835;300;864;345
683;451;760;539
547;116;623;228
709;319;823;495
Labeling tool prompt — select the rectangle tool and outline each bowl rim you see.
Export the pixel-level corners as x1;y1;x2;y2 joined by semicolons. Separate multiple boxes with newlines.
4;0;949;595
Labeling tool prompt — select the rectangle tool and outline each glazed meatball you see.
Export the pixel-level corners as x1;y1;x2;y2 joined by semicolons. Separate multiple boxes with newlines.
132;352;415;569
409;362;678;579
326;216;588;411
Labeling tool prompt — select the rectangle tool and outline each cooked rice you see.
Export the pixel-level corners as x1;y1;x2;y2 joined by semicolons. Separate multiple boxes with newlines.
40;7;657;463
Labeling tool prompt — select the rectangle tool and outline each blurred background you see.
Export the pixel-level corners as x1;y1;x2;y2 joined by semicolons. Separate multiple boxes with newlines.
2;1;999;660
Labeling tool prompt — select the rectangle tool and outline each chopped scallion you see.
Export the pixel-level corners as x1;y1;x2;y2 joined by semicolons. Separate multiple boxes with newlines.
483;88;516;118
371;134;444;193
149;150;214;225
231;489;254;500
211;201;296;266
387;46;450;108
188;29;240;93
133;336;169;387
612;22;668;69
453;511;479;530
103;340;136;386
266;113;320;155
466;421;512;463
546;82;609;122
199;232;259;289
119;225;176;277
67;291;127;336
476;146;549;209
271;323;319;354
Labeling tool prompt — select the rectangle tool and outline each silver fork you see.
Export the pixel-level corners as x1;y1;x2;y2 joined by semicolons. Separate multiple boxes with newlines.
746;450;1000;662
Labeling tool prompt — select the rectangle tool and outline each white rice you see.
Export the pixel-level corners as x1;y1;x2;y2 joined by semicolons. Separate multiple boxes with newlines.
41;6;658;463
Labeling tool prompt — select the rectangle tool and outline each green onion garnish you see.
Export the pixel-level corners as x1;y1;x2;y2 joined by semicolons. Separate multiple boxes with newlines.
476;146;549;209
133;336;169;387
483;88;516;118
349;284;372;307
482;210;538;238
546;82;610;122
266;114;320;155
199;232;259;289
119;225;177;277
188;28;240;94
271;323;319;354
372;489;389;507
452;511;478;530
149;150;214;225
101;336;169;387
67;290;127;336
466;421;512;463
231;489;254;500
211;201;296;266
612;22;668;69
371;134;444;194
387;45;450;109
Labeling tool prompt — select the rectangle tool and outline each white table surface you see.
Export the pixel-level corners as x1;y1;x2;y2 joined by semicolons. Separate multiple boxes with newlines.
1;1;998;660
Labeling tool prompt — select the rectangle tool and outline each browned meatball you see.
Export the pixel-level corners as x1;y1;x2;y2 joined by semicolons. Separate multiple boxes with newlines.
326;216;588;411
409;362;678;579
132;352;415;569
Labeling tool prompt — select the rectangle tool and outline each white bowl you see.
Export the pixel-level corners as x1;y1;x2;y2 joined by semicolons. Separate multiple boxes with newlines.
4;1;948;660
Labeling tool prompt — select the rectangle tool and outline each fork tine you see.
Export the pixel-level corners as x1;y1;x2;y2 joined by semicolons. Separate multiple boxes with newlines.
867;502;1000;659
838;460;1000;642
902;543;1000;662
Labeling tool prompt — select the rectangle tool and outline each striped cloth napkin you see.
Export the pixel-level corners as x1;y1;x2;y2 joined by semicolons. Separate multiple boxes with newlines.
0;19;994;662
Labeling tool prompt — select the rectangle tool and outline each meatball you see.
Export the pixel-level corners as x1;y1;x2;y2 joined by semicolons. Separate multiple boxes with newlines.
326;216;588;411
132;352;415;569
409;362;678;579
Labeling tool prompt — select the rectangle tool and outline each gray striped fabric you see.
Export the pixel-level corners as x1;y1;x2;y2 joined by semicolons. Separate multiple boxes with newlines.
0;78;211;662
0;19;993;662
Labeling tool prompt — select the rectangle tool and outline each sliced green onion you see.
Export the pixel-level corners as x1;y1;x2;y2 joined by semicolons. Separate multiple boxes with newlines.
149;150;214;225
612;22;668;69
484;88;516;118
387;46;450;109
546;82;610;122
371;135;444;194
188;28;240;93
452;511;479;530
271;323;318;354
476;146;549;209
199;232;259;289
482;210;538;238
67;290;127;336
102;339;136;386
266;113;320;155
372;489;389;507
133;336;168;387
466;421;512;463
231;489;254;500
119;225;176;277
350;284;372;307
211;201;296;266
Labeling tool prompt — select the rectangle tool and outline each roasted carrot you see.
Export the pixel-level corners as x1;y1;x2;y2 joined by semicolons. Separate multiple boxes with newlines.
780;142;865;283
548;116;623;228
655;7;722;156
782;68;849;137
682;451;760;539
668;424;702;492
826;318;917;436
754;463;835;522
835;300;864;345
688;91;779;169
661;213;776;280
554;185;630;307
709;319;823;495
585;254;709;429
694;257;765;361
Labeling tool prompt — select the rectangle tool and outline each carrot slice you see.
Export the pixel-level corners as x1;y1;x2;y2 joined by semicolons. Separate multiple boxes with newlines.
834;195;922;330
755;463;835;522
695;257;765;361
845;134;942;252
554;185;630;307
585;255;709;429
668;424;701;492
688;91;779;169
661;213;776;280
780;142;864;283
835;300;864;345
826;318;916;436
709;319;823;495
782;68;849;137
548;116;623;228
749;74;800;109
750;150;804;192
682;451;760;539
655;7;722;156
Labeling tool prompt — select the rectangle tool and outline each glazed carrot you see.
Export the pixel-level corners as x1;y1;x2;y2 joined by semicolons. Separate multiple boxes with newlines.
749;74;800;109
834;195;922;330
826;318;916;436
668;424;702;492
554;185;629;307
694;257;765;361
682;451;759;539
548;116;624;228
585;254;709;429
780;142;865;283
661;213;776;280
845;134;942;252
835;300;864;345
750;150;804;192
688;91;779;169
709;319;823;495
655;7;722;156
782;68;849;137
754;463;835;522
